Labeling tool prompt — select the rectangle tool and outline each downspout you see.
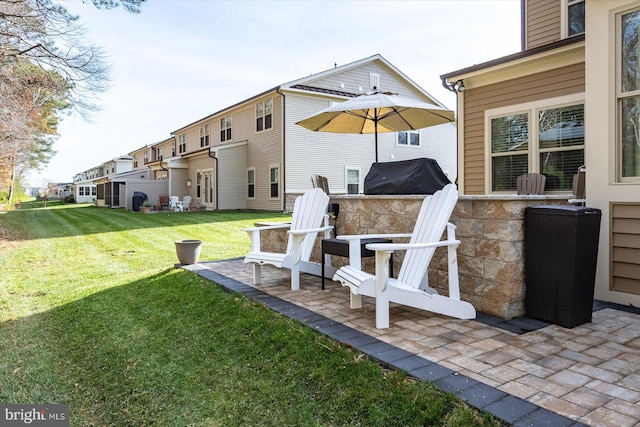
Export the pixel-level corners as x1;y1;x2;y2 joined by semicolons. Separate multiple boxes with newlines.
441;77;462;191
520;0;526;51
207;149;219;210
276;87;286;211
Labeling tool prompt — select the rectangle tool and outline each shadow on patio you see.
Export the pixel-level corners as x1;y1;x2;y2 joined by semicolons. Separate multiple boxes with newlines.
189;258;640;427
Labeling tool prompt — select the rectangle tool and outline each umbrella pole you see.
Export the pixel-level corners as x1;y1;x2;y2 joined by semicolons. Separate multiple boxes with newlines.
374;111;378;163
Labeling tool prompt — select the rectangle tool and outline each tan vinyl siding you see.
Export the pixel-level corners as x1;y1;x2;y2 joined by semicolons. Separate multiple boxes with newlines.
611;203;640;295
526;0;561;49
462;62;584;194
217;144;248;210
247;95;283;211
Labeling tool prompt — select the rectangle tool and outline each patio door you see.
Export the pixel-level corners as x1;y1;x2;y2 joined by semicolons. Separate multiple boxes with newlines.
201;169;215;210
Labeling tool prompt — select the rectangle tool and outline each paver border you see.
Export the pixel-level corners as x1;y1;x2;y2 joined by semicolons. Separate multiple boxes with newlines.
185;261;592;426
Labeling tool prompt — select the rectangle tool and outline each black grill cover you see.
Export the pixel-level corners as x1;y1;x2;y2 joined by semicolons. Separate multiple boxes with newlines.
132;191;148;212
364;158;451;195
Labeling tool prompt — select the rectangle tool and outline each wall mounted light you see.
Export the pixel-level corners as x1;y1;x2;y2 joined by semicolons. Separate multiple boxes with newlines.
186;179;192;187
442;79;466;93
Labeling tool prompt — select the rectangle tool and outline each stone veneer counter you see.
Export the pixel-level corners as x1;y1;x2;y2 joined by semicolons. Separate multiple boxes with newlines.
271;193;571;319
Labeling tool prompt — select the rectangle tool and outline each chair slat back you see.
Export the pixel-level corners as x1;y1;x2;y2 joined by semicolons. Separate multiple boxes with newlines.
516;173;546;195
572;166;586;199
285;188;329;261
311;174;330;194
397;184;458;288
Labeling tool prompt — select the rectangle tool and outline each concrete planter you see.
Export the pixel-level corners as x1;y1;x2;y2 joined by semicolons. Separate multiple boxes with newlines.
174;239;202;265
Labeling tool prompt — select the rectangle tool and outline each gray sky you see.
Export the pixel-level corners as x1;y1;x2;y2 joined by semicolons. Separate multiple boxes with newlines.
32;0;521;184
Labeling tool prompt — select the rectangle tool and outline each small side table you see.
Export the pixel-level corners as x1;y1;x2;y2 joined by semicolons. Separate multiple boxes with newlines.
321;238;393;290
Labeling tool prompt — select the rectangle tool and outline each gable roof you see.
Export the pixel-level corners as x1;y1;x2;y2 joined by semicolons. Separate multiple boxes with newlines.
171;54;446;134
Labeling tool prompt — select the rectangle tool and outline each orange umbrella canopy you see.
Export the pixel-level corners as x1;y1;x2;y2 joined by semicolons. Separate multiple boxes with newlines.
296;90;455;161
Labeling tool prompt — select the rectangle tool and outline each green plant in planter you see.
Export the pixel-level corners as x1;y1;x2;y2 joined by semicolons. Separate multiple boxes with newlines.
141;200;153;212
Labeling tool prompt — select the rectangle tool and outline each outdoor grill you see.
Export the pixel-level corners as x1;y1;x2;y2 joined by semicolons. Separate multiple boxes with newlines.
364;158;451;195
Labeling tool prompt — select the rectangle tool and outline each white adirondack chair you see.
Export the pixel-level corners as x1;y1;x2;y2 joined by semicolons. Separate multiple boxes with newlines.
332;184;476;329
243;188;333;290
169;196;181;211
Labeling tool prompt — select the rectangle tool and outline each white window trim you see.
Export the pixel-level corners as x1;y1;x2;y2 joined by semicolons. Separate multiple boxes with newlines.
247;166;256;200
269;163;280;200
396;130;422;148
484;92;585;194
255;99;273;133
345;166;362;195
561;0;585;39
369;73;380;90
616;6;640;183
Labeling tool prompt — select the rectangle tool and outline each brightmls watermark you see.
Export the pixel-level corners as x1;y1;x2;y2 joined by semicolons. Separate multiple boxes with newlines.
0;405;68;426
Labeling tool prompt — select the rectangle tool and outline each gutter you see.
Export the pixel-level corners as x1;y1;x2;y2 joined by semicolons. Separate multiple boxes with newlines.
276;88;286;212
207;149;219;210
440;33;585;82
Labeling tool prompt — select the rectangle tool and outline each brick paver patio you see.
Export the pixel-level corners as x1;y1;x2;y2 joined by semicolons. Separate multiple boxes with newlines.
187;258;640;427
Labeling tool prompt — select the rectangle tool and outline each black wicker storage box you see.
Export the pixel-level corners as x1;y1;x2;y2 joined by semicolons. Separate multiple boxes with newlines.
525;205;602;328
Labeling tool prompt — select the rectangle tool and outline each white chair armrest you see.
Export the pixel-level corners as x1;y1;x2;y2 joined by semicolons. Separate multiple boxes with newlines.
241;223;291;233
366;239;460;252
288;225;334;236
335;233;413;241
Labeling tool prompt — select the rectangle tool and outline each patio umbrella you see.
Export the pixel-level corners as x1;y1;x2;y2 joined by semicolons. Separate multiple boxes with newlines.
295;90;455;162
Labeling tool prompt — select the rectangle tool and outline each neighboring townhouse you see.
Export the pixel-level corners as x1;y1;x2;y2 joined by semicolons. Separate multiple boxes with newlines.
163;54;456;212
46;182;73;200
441;0;640;308
74;155;148;207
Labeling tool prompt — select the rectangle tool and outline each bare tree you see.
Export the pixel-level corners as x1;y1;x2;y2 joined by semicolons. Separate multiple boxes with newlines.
0;0;144;202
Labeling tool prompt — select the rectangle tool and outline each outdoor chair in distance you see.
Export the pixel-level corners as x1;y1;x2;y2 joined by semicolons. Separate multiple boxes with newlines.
158;194;170;211
243;188;333;290
569;166;586;206
182;196;192;211
169;196;181;211
332;184;475;329
516;173;546;195
311;174;330;195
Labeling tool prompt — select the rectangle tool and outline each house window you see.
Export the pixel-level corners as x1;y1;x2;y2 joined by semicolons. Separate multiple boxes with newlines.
247;167;255;199
567;0;585;36
200;124;210;147
346;168;360;194
269;165;279;199
618;8;640;180
487;97;584;192
220;116;232;142
171;141;176;157
178;134;186;154
133;155;138;168
155;147;163;161
397;130;420;147
256;99;273;132
196;171;202;198
370;73;380;89
143;150;149;164
91;187;97;196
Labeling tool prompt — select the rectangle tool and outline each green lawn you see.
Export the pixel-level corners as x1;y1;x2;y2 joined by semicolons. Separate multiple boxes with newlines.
0;202;501;426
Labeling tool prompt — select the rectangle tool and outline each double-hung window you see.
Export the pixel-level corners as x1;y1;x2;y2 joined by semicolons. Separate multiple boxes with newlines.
247;167;255;199
397;130;420;147
346;168;360;194
256;99;273;132
567;0;585;37
178;134;186;154
487;96;584;192
618;7;640;180
200;124;210;147
269;165;279;199
220;116;232;142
